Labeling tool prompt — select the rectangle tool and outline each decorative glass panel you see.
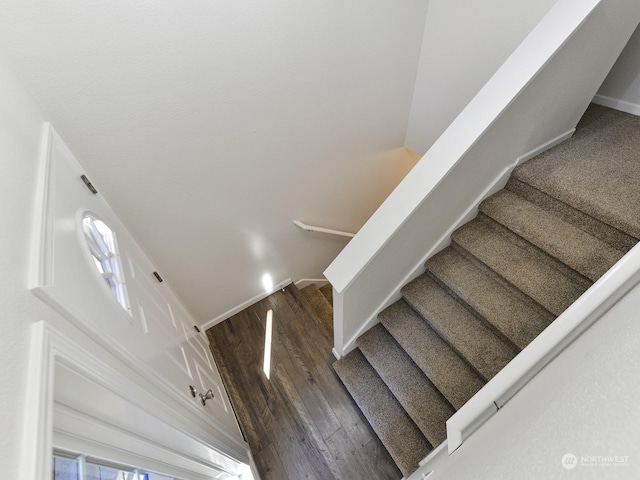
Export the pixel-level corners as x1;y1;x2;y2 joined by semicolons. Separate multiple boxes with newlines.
81;214;131;314
53;455;80;480
85;462;135;480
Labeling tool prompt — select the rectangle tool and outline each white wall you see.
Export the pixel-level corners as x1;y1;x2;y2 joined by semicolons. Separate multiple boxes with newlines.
413;276;640;479
0;53;59;478
0;53;249;480
595;23;640;115
405;0;558;155
0;0;428;325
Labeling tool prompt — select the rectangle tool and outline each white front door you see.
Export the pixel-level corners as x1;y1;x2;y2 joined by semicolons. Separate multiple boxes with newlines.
32;124;241;438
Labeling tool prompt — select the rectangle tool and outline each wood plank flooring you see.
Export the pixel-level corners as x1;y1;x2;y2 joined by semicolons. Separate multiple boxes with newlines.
207;287;402;480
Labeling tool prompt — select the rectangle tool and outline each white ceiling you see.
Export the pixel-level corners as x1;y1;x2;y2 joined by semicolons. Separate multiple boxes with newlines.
0;0;429;322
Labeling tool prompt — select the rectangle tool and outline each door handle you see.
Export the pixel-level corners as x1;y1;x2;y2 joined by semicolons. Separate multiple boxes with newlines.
199;389;214;406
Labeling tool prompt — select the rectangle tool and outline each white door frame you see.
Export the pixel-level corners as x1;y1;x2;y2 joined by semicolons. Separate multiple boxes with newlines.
21;320;254;480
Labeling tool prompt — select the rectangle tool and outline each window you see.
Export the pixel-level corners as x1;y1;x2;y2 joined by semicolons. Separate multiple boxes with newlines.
53;453;176;480
81;214;130;314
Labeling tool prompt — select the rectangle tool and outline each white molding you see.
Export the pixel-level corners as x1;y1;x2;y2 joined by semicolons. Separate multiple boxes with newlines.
29;123;55;290
515;128;576;166
53;406;214;480
32;277;249;461
20;321;53;480
294;278;329;289
593;93;640;117
22;321;251;480
201;278;292;330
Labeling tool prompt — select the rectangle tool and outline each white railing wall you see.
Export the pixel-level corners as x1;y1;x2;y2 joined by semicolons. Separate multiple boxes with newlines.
444;241;640;454
406;240;640;478
324;0;640;358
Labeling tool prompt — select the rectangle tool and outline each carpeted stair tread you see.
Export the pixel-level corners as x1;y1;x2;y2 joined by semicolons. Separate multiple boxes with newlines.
506;177;638;253
329;104;640;475
319;283;333;305
452;216;590;316
426;247;554;350
480;189;625;282
512;104;640;240
402;275;518;381
379;300;484;410
333;348;431;477
299;284;334;338
357;324;455;446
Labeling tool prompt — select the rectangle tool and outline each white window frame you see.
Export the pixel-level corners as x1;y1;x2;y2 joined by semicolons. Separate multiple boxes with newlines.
53;450;176;480
23;321;247;480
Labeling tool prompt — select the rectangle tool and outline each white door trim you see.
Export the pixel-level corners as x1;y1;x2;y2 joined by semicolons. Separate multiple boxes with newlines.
22;320;253;480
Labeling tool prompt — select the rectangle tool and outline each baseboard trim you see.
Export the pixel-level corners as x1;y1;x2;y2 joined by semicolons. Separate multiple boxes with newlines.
593;93;640;117
294;278;329;289
201;278;292;331
516;128;575;166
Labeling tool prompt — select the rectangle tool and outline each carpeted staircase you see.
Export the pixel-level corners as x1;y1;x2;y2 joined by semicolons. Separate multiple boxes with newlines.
331;104;640;478
295;282;334;339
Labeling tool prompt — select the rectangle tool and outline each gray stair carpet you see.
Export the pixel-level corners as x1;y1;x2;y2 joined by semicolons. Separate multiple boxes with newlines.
333;349;431;478
357;324;454;447
333;104;640;478
298;283;334;338
319;282;333;305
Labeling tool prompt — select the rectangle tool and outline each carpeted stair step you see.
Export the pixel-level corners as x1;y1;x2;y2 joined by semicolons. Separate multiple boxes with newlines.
333;348;431;477
511;104;640;241
330;105;640;478
356;323;455;447
506;176;637;253
402;275;518;382
299;284;334;338
379;300;485;409
426;247;554;350
479;189;626;282
451;215;591;316
319;283;333;305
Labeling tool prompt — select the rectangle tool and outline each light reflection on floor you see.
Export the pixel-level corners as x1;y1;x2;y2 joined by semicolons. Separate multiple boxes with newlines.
262;308;273;379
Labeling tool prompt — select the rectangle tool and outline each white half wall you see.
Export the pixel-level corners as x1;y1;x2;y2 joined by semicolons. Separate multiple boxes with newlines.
405;0;558;155
595;22;640;115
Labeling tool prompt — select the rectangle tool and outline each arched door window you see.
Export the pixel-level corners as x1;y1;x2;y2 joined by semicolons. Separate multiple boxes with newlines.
81;214;131;314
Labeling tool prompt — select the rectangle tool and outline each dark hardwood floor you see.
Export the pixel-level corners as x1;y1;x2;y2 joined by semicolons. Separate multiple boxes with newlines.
207;286;402;480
